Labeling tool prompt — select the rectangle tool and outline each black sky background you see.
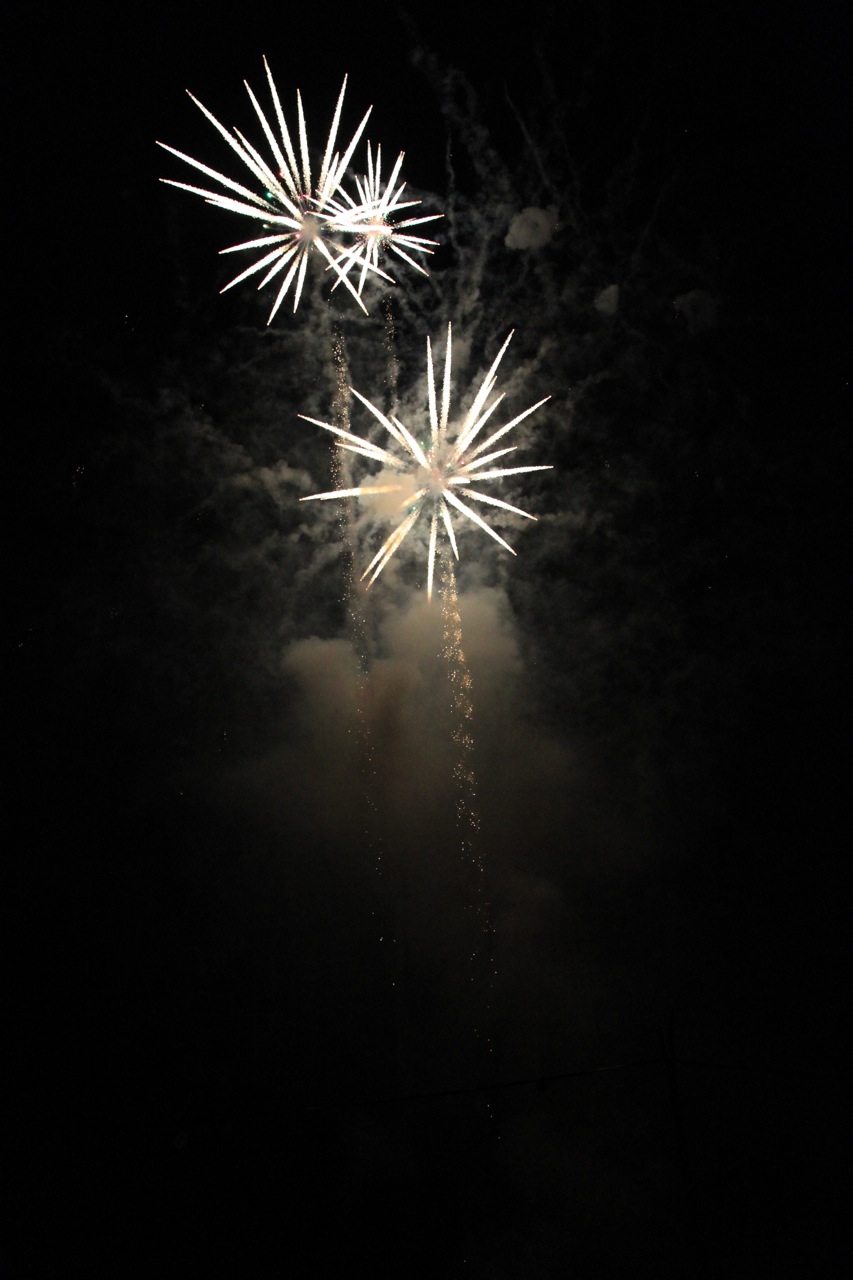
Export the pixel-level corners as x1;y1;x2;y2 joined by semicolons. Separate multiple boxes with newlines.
6;2;851;1276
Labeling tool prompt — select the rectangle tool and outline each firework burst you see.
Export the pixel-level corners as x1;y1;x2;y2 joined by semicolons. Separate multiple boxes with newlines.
158;60;439;320
324;144;441;297
300;325;551;598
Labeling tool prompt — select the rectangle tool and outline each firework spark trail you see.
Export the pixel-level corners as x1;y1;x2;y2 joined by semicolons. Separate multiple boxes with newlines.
325;326;399;1003
438;551;495;1066
382;294;401;410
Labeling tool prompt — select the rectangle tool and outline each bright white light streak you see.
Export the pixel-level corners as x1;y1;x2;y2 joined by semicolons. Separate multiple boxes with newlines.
427;511;439;601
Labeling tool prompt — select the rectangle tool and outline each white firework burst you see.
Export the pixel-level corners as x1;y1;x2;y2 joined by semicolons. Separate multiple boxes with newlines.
324;144;441;297
300;326;551;599
158;60;439;320
158;59;370;319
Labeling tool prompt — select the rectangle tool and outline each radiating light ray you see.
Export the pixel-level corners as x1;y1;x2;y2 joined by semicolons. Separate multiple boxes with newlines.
465;398;552;461
159;62;440;318
300;326;551;596
443;488;517;556
349;388;411;452
300;484;405;501
427;511;439;601
455;331;515;454
362;510;421;587
453;489;536;519
463;464;553;481
440;501;459;559
457;444;516;470
297;413;405;469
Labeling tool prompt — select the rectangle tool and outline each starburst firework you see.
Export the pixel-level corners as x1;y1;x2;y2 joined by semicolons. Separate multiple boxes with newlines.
300;326;551;599
158;60;438;320
324;144;441;297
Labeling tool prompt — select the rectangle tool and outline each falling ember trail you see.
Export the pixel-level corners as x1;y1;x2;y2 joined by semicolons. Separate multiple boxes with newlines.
325;325;401;1094
438;551;495;1068
329;327;387;897
382;294;400;409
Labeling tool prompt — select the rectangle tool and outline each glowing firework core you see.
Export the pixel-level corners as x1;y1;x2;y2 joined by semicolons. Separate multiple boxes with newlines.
299;213;321;242
300;326;551;599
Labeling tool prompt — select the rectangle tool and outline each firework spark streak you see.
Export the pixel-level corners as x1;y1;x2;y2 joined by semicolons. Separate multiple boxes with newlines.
438;551;496;1065
439;554;481;872
327;329;393;967
158;61;439;319
300;325;551;595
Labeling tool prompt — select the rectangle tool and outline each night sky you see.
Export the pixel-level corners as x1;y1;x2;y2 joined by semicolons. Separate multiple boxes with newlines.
7;2;850;1276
